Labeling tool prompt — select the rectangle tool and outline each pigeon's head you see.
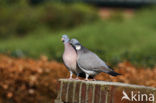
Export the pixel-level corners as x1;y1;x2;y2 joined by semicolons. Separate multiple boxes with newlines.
70;39;82;50
61;34;70;43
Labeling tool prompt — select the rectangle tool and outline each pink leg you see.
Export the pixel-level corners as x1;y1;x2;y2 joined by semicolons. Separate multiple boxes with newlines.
75;75;79;80
92;78;96;81
85;74;89;81
69;71;73;79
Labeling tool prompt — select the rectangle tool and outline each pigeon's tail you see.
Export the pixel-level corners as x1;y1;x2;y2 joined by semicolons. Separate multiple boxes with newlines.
108;71;121;76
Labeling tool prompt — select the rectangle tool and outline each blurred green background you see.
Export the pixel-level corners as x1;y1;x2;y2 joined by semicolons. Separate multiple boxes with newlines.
0;0;156;67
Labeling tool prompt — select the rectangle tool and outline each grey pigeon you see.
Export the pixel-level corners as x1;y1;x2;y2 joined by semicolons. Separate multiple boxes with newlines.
70;39;121;80
61;35;85;79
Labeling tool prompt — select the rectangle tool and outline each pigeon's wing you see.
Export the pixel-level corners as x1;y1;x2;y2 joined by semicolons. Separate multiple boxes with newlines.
77;51;112;73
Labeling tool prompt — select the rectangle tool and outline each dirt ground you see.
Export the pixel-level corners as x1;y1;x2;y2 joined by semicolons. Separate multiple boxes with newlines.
0;55;155;103
99;8;134;19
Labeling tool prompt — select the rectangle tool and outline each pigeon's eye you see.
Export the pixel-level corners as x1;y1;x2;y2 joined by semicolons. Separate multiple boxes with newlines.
75;45;81;50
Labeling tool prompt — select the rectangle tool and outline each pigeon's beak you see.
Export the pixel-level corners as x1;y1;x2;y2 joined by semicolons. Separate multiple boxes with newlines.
69;41;72;44
61;38;64;42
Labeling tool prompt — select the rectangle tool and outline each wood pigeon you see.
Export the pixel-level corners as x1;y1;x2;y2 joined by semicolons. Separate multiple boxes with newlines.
70;38;121;80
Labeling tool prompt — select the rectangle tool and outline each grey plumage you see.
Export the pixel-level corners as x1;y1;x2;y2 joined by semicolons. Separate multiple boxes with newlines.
61;35;85;79
70;39;121;80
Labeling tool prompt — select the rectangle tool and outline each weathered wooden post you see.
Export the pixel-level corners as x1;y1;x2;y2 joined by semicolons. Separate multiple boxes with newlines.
55;79;156;103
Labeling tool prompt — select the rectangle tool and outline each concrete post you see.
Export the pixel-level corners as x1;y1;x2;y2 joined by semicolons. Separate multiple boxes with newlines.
55;79;156;103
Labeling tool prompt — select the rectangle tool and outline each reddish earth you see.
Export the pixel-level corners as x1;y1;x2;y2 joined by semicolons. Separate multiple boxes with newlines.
0;55;155;103
99;8;134;19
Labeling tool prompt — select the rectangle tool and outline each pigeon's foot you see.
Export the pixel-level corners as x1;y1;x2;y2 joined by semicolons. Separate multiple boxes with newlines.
68;76;73;80
91;78;96;81
84;78;89;81
68;78;73;80
75;77;79;80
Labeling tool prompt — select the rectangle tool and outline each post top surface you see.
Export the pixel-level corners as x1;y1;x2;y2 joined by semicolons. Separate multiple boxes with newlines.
59;79;156;90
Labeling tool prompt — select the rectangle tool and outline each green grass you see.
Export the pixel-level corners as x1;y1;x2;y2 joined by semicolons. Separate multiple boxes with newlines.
0;8;156;67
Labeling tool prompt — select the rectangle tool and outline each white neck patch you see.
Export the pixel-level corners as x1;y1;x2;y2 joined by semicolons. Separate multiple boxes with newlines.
75;45;81;50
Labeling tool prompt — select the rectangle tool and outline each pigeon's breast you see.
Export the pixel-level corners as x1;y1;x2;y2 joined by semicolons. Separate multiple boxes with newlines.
63;44;77;72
